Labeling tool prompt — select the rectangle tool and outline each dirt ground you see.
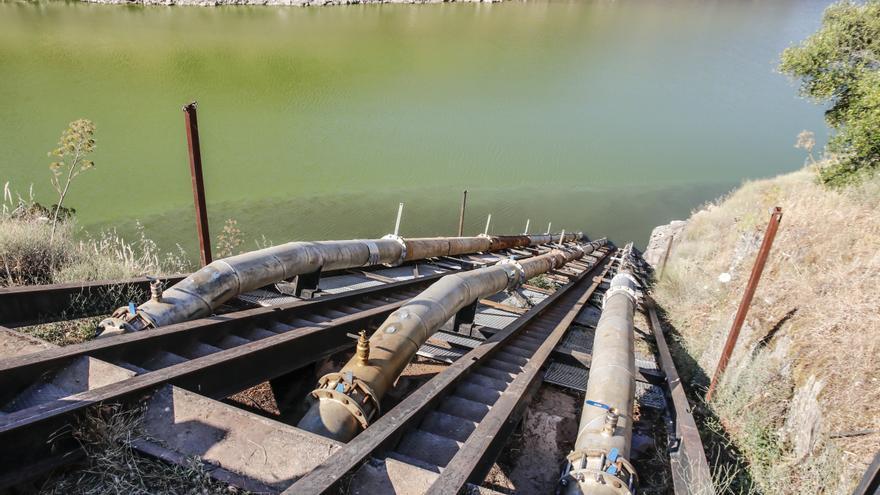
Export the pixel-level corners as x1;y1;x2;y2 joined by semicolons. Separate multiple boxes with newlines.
483;385;581;494
226;354;449;423
227;381;282;416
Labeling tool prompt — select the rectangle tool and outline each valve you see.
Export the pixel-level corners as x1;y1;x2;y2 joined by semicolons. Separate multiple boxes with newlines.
354;330;370;366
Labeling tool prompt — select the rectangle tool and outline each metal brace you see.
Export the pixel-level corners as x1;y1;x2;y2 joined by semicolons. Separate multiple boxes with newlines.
363;240;382;266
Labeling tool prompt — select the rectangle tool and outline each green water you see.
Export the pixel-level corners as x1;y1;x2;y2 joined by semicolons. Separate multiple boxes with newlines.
0;0;829;253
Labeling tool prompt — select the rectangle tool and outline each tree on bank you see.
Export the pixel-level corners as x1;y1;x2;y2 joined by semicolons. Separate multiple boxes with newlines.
780;0;880;186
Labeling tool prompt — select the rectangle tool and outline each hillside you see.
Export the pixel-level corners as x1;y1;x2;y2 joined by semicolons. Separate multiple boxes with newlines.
650;167;879;493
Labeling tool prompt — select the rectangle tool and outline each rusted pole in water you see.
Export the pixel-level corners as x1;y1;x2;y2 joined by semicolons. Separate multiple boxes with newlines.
457;190;468;237
706;206;782;402
182;102;212;267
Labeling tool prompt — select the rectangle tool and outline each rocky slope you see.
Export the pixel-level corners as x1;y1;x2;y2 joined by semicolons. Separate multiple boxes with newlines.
651;167;879;494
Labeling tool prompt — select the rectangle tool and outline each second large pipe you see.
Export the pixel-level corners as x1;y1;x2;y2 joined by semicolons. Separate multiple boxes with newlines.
298;239;605;442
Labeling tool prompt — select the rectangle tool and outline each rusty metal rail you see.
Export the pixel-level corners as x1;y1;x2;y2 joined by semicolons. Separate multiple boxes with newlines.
646;299;714;494
0;240;721;495
0;256;485;329
0;275;187;328
0;241;571;488
0;271;452;487
286;247;613;494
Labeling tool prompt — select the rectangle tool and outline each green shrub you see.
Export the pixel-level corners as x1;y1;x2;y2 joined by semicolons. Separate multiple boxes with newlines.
780;0;880;186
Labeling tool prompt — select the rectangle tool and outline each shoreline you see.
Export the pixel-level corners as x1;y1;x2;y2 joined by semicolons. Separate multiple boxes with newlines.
80;0;501;6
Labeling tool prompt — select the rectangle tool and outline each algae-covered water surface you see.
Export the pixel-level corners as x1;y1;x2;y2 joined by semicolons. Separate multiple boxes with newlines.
0;0;831;251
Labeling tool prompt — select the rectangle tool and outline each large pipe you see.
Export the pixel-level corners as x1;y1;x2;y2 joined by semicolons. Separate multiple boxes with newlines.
298;238;606;442
563;252;640;495
99;233;582;333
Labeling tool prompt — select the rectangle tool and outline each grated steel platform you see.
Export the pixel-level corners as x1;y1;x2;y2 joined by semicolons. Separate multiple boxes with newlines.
416;343;468;363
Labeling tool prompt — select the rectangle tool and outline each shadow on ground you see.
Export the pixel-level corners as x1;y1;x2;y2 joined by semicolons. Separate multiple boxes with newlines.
653;305;761;495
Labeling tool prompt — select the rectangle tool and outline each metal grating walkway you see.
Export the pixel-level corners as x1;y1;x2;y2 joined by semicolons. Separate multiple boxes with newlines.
543;362;667;410
429;331;484;349
543;362;588;391
416;343;467;364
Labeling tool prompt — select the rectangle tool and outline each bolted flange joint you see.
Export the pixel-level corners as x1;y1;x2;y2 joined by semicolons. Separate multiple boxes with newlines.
564;448;638;495
381;234;407;266
309;371;381;429
498;258;526;292
602;272;642;308
97;305;155;337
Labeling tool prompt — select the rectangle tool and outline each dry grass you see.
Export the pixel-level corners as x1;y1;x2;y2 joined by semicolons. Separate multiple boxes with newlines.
1;186;192;346
42;404;238;495
653;166;879;494
1;183;190;289
0;216;189;288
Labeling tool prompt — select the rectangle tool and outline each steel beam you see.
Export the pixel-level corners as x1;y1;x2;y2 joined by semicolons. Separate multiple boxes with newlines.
426;256;614;494
0;275;186;328
284;248;612;495
646;301;714;495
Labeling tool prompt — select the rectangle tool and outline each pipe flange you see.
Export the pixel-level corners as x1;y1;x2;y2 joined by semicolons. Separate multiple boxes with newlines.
97;307;153;336
615;271;641;288
312;372;381;429
381;234;407;266
499;258;526;291
603;285;640;308
363;240;382;266
566;449;638;495
603;272;642;307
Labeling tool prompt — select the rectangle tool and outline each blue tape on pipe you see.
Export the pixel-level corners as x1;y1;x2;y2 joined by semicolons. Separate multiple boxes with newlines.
128;302;136;316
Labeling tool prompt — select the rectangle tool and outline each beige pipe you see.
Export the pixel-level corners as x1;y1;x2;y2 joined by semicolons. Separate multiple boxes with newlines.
99;233;582;334
564;253;640;495
298;238;606;442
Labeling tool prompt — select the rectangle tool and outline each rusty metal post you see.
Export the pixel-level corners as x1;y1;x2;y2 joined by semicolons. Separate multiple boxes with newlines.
657;234;675;280
457;190;468;237
706;207;782;402
182;102;212;267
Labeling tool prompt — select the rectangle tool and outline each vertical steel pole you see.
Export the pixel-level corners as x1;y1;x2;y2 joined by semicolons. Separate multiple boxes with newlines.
706;207;783;402
182;102;212;267
546;222;552;234
393;202;404;236
523;219;530;235
658;234;675;280
457;190;468;237
483;214;492;235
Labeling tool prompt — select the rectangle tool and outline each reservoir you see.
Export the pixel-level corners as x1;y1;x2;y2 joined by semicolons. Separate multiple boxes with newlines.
0;0;830;253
